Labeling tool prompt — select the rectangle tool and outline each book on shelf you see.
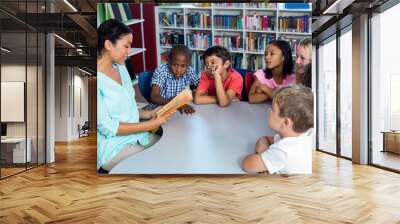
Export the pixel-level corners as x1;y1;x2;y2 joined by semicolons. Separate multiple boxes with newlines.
161;51;169;64
191;51;203;75
186;12;211;28
244;14;276;31
214;35;243;51
278;37;301;56
187;32;212;49
246;3;277;9
159;12;184;27
214;15;243;30
193;3;211;7
283;3;310;10
156;89;193;116
278;15;309;33
246;55;264;71
98;3;133;24
160;31;184;46
245;32;275;53
214;3;242;8
231;54;243;70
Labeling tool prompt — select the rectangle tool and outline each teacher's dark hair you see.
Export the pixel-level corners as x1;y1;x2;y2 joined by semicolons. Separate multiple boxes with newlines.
98;19;131;56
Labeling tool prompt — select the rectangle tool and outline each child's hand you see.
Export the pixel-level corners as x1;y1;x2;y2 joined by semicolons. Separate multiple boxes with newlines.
232;97;240;102
212;65;224;79
259;84;273;94
255;136;269;154
255;85;263;94
178;104;195;114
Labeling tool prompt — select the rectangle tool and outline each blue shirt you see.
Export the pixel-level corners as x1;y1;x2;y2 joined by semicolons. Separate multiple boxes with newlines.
151;64;199;100
97;64;150;168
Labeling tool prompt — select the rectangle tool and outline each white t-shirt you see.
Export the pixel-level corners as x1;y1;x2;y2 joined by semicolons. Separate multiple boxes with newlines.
261;128;314;175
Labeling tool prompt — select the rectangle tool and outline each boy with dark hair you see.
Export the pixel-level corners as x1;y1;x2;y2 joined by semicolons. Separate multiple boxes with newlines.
151;44;199;114
194;46;243;107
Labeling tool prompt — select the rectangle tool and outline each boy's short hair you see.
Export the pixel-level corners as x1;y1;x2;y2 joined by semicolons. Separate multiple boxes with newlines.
273;85;314;133
202;46;231;63
169;44;192;63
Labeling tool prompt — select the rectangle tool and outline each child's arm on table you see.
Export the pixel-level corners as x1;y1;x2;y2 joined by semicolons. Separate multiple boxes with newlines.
248;79;269;103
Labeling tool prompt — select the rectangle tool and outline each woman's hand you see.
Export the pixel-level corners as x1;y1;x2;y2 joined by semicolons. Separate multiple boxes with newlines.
149;107;161;119
151;112;172;126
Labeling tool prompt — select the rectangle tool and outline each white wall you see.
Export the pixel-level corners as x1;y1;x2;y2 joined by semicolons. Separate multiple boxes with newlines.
1;64;46;164
1;65;40;137
54;67;89;141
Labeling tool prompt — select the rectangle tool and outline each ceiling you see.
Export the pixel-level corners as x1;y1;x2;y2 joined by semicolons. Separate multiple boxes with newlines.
0;0;394;73
0;0;96;73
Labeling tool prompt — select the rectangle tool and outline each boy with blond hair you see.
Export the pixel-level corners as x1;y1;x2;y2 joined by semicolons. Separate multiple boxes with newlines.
242;84;314;174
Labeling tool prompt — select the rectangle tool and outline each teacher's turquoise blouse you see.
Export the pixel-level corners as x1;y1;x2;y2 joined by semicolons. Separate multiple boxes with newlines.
97;63;150;168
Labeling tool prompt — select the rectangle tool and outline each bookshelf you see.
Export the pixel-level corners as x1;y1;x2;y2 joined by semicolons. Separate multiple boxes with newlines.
155;3;311;73
98;3;147;71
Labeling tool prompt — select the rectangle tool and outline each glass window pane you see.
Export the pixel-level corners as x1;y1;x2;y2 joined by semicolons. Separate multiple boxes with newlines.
318;36;337;154
38;32;46;165
1;31;27;177
27;31;38;169
340;28;352;158
371;3;400;171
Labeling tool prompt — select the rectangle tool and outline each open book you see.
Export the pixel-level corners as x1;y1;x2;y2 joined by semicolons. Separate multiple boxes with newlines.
156;89;193;116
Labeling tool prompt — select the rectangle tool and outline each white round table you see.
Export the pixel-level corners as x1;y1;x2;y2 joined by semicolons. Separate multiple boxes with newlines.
110;102;274;174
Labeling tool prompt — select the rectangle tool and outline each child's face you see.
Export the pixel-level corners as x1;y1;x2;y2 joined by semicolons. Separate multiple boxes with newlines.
265;44;284;70
268;102;285;132
204;55;229;78
295;46;311;75
170;54;189;78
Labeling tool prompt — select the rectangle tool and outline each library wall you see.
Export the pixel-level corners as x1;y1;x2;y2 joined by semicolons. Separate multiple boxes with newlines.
155;3;311;74
129;4;158;73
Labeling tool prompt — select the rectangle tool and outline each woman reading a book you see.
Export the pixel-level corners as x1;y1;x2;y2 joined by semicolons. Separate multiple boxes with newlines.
97;19;171;173
248;40;296;103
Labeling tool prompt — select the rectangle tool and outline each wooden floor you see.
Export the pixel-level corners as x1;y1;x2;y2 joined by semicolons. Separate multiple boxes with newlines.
372;150;400;171
0;135;400;223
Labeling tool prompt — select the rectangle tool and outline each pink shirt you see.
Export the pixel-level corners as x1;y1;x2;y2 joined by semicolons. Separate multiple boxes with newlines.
253;69;296;88
197;69;243;99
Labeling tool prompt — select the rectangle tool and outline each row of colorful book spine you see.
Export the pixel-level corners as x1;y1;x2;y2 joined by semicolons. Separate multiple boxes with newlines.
245;33;275;52
186;32;212;49
244;15;276;31
186;13;211;28
159;12;184;27
158;14;309;34
214;35;243;50
98;3;133;24
160;31;184;46
278;16;309;33
278;37;300;56
214;15;243;30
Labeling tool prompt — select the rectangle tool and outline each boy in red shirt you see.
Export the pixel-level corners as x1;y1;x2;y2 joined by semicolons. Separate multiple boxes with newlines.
194;46;243;107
